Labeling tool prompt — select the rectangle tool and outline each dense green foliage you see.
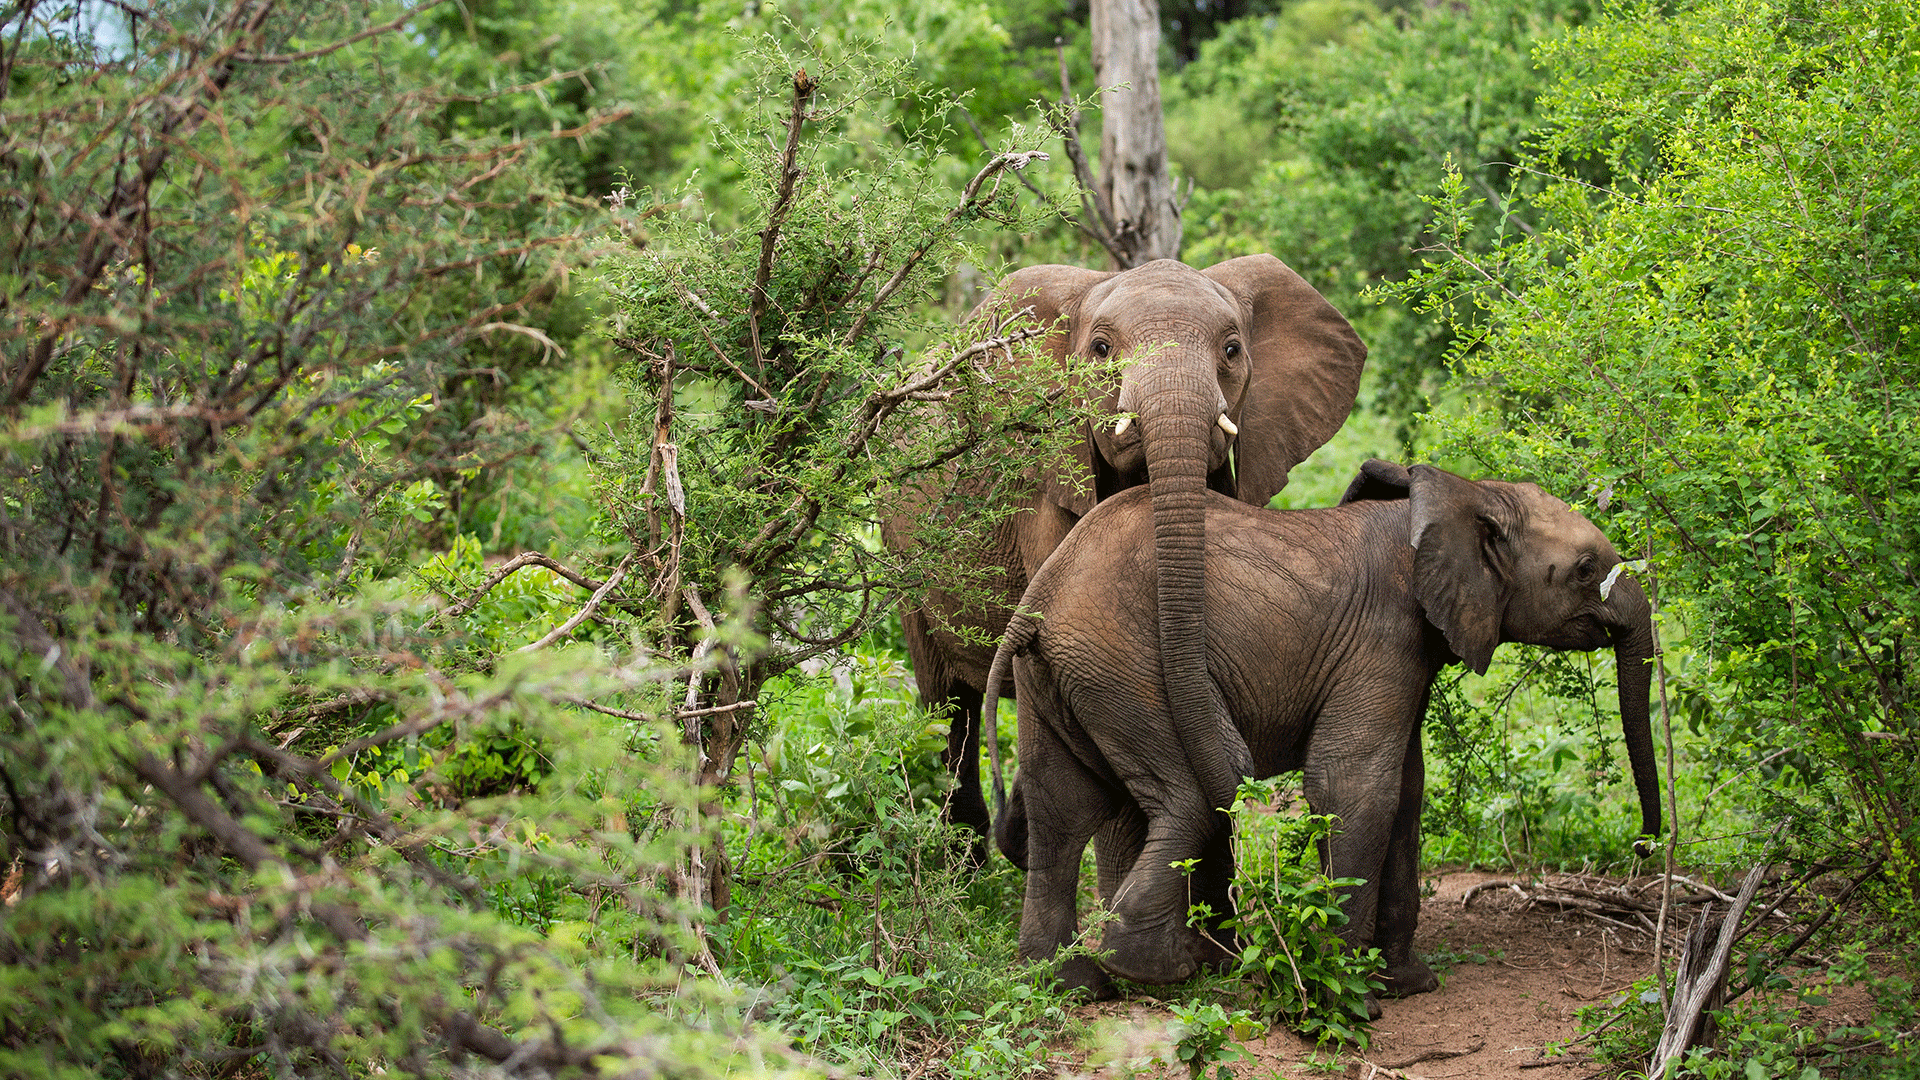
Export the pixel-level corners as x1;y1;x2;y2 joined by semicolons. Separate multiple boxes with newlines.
1409;0;1920;914
3;0;1916;1075
0;2;789;1075
1393;0;1920;1069
1222;778;1380;1046
1172;0;1601;425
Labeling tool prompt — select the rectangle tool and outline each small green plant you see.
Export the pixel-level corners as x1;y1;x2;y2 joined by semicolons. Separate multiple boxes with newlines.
1421;941;1500;977
1225;776;1383;1046
722;656;1081;1074
1166;999;1267;1079
1299;1048;1347;1073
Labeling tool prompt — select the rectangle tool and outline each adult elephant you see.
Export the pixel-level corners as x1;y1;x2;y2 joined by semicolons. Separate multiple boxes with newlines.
884;256;1366;842
982;460;1664;1005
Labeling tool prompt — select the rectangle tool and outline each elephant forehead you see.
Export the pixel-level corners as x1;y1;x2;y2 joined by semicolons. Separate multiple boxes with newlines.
1088;271;1240;332
1523;496;1617;556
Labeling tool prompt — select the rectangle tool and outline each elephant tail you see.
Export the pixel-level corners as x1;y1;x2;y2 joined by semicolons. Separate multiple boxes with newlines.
982;610;1037;851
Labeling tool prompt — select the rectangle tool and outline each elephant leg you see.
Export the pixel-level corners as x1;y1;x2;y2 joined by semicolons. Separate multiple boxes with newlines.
1094;800;1147;906
1097;787;1233;986
1189;818;1239;967
1015;680;1120;999
1303;694;1431;1020
996;768;1030;870
1303;711;1418;957
1374;724;1438;997
1189;707;1252;962
939;682;991;847
901;608;992;845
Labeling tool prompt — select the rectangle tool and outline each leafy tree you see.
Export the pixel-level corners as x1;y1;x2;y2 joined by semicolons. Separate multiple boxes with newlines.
0;3;790;1074
1178;0;1597;425
1396;0;1920;1002
576;39;1089;911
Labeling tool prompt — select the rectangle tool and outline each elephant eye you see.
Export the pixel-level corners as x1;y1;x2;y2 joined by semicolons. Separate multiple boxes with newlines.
1091;339;1111;358
1576;556;1598;581
1224;341;1242;360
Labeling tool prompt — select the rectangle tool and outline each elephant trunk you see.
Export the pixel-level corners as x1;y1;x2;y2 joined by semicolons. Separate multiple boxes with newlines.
1605;576;1665;856
1140;376;1238;817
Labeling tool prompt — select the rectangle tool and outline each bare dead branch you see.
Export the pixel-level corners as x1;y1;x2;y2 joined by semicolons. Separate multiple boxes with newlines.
680;700;757;719
515;551;636;653
1649;861;1769;1076
436;551;606;622
464;321;566;361
748;69;817;377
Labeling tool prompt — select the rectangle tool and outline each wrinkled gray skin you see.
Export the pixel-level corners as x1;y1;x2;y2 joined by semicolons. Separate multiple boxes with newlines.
883;257;1366;844
983;461;1664;1007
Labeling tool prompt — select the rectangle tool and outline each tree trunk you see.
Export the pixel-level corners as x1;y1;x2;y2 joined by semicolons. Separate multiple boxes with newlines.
1091;0;1181;268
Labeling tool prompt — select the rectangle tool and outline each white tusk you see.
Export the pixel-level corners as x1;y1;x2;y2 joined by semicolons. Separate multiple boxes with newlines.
1114;415;1133;437
1217;413;1239;436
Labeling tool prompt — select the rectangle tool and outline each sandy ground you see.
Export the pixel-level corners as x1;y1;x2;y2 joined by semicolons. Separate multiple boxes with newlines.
1055;871;1704;1080
883;867;1886;1078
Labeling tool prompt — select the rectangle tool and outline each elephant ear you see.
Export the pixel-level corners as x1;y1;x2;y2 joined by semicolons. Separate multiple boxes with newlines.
1201;254;1367;507
1339;458;1412;505
1408;464;1513;675
970;264;1116;517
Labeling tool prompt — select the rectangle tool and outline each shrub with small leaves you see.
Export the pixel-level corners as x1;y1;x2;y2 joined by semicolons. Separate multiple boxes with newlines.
1167;999;1268;1080
1225;776;1382;1046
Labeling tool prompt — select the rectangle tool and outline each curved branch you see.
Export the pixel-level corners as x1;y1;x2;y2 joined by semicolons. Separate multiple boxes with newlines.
515;551;636;653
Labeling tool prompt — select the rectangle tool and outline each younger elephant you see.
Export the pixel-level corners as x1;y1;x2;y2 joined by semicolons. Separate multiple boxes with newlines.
984;460;1663;1004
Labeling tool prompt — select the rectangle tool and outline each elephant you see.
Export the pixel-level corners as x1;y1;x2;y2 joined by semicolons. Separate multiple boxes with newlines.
882;256;1367;843
981;459;1664;1004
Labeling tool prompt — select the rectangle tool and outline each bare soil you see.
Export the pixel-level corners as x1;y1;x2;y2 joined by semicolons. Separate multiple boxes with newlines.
1045;870;1875;1080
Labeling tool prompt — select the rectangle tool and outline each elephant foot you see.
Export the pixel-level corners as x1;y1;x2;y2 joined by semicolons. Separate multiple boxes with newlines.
1363;993;1383;1020
1378;956;1439;998
1098;920;1233;986
1053;954;1118;1001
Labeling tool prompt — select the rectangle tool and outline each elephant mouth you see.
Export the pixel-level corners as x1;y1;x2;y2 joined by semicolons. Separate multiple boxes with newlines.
1101;421;1236;479
1571;613;1614;650
1528;613;1610;652
1104;419;1146;474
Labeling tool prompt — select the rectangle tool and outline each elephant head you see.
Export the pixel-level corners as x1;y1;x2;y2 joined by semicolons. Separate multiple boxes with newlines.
983;256;1366;813
1350;461;1665;852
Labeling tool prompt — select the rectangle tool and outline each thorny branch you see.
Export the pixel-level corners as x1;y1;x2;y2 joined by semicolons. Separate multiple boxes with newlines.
3;590;625;1075
736;308;1049;572
4;0;275;409
837;149;1050;348
1052;37;1128;267
749;68;818;379
233;0;452;64
132;752;623;1075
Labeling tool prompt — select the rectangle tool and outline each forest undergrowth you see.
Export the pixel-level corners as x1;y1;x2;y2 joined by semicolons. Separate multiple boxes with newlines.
1;0;1915;1077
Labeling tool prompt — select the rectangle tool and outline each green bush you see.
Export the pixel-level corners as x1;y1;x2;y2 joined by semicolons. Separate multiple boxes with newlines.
1390;0;1920;1066
720;651;1078;1075
1181;0;1599;426
0;4;797;1075
1224;777;1382;1047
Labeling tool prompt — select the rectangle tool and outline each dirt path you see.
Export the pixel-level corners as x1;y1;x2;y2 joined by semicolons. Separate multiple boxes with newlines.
1069;871;1662;1079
